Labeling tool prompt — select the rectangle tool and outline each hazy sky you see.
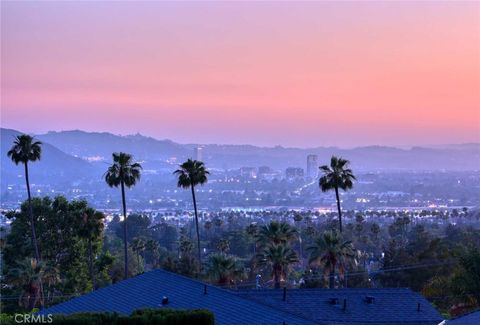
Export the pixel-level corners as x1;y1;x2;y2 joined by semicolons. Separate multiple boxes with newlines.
1;1;479;147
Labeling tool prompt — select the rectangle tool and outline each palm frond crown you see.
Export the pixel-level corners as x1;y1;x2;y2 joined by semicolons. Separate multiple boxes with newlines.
174;159;209;188
104;152;142;188
7;135;42;165
319;155;356;192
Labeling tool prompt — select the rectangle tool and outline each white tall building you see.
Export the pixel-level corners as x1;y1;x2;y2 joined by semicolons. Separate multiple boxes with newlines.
194;147;203;161
306;154;318;178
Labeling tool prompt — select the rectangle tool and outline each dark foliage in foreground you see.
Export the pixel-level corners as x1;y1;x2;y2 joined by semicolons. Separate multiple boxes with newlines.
2;309;214;325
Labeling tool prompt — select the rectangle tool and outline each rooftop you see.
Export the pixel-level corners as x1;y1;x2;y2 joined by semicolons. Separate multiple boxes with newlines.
40;269;443;325
39;270;313;325
232;287;443;325
447;310;480;324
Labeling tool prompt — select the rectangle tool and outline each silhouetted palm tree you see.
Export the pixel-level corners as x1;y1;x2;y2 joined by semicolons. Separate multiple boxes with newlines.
105;152;142;279
307;230;356;289
245;223;259;255
319;156;356;232
174;159;209;264
130;237;146;274
204;253;246;286
257;244;298;289
10;258;44;310
257;221;297;247
145;239;161;268
7;135;42;262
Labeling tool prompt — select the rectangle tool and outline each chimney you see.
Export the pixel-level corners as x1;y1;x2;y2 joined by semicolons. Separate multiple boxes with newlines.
204;284;207;295
161;296;169;305
329;298;339;305
343;299;347;311
283;287;287;301
365;296;375;304
417;303;421;312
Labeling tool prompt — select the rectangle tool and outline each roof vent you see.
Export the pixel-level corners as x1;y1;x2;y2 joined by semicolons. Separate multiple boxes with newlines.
329;298;339;305
161;296;169;305
365;296;375;304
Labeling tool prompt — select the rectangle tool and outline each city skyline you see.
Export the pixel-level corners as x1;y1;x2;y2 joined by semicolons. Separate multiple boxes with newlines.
2;1;479;147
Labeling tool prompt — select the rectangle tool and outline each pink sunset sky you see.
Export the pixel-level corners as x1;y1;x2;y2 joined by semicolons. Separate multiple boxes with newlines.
1;1;479;148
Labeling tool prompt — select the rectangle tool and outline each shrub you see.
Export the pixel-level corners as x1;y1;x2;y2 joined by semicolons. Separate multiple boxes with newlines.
4;309;215;325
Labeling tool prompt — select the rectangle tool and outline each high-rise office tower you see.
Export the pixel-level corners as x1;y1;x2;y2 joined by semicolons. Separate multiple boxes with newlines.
194;147;203;161
307;154;318;178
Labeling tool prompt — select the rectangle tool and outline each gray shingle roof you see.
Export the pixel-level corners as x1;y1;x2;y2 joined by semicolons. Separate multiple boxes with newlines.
232;288;443;325
39;270;314;325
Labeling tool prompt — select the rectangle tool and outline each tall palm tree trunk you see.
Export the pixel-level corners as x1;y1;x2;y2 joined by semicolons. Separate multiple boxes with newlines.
190;185;202;265
121;180;128;279
329;263;336;289
334;187;343;233
24;162;44;307
24;163;40;262
299;235;304;268
88;239;96;290
137;251;141;274
274;267;281;289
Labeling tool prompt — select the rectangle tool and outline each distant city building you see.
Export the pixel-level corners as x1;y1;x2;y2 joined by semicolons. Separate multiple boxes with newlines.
306;154;318;178
257;166;277;181
257;166;272;175
194;147;203;161
240;167;257;178
285;167;304;179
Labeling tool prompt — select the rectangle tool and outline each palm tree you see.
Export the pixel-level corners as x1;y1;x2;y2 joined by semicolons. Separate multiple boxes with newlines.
204;253;246;286
245;223;259;255
78;208;104;290
257;244;298;289
216;239;230;254
319;156;356;233
257;221;297;247
174;159;209;264
307;230;356;289
145;239;161;268
9;258;44;310
204;220;213;240
130;237;146;274
293;214;304;267
7;135;42;262
104;152;142;280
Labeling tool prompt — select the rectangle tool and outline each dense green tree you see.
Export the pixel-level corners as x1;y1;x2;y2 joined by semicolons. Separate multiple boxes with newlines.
105;152;142;280
307;230;356;288
113;214;151;242
174;159;209;264
78;208;105;290
319;156;356;232
3;197;104;310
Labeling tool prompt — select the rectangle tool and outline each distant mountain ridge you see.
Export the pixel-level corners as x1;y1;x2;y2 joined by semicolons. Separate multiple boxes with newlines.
1;128;96;188
1;128;479;173
39;130;188;160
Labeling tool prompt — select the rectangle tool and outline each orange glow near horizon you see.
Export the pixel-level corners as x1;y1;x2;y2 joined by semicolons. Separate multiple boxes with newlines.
1;1;479;147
